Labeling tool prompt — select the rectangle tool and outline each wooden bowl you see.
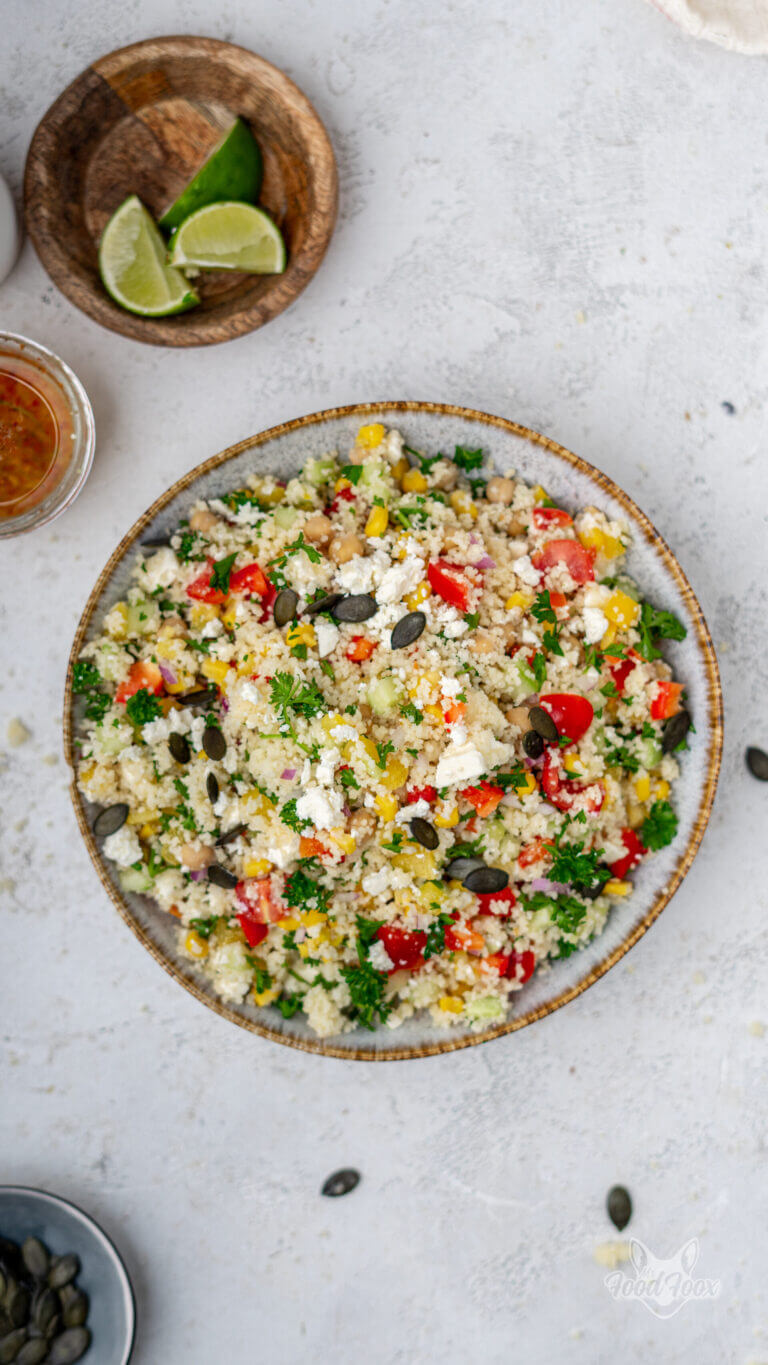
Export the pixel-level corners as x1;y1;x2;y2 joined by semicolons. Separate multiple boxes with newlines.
63;403;723;1061
23;36;338;347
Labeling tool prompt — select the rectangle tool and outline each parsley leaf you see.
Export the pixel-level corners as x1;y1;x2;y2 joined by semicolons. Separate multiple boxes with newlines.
176;529;209;563
280;798;311;833
548;818;610;893
209;553;237;595
269;673;327;732
641;799;678;851
404;445;441;474
125;688;162;726
424;913;454;960
190;915;218;940
341;915;390;1029
72;661;111;724
339;767;360;790
636;601;687;662
375;739;395;769
338;463;364;485
284;867;330;915
463;611;480;630
531;652;547;690
453;445;484;471
277;995;302;1019
400;701;423;724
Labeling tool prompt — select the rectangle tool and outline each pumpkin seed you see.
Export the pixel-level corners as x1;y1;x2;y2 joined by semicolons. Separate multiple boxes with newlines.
662;708;691;753
140;536;171;548
443;856;486;883
273;588;298;627
47;1329;91;1365
21;1241;48;1282
746;746;768;781
176;687;218;709
0;1329;28;1364
202;725;226;761
58;1288;87;1331
207;864;238;889
321;1168;360;1197
92;803;129;838
409;817;438;850
46;1257;79;1292
16;1339;48;1365
216;822;247;847
29;1289;57;1336
168;732;191;764
463;865;509;894
331;594;378;623
522;730;544;759
206;772;220;804
607;1184;632;1231
303;593;343;617
390;611;426;650
528;705;558;742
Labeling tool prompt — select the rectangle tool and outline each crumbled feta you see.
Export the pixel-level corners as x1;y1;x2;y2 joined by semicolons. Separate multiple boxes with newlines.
295;785;344;831
368;940;394;972
362;867;391;896
335;555;376;594
142;546;179;591
329;722;358;743
376;556;425;604
102;825;143;868
140;715;174;744
266;830;301;869
512;554;541;587
200;618;224;639
395;799;429;824
439;674;462;699
316;747;340;787
209;497;264;526
435;737;485;787
315;619;340;657
582;607;609;644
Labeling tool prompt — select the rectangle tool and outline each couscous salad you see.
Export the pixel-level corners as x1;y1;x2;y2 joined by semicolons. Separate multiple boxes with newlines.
73;425;690;1036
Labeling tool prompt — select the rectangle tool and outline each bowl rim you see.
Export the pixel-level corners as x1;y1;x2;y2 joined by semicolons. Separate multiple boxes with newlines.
23;34;339;348
63;400;723;1060
0;1184;136;1362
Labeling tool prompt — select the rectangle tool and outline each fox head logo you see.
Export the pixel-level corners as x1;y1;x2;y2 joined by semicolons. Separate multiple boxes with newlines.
605;1237;720;1317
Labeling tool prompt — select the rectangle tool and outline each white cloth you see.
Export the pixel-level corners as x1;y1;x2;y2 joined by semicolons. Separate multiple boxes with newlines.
645;0;768;52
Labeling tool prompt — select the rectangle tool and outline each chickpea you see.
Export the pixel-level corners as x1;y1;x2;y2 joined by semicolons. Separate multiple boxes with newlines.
179;843;216;870
329;533;364;564
303;513;333;546
505;705;532;731
467;629;496;655
349;808;377;845
485;476;516;505
189;508;219;533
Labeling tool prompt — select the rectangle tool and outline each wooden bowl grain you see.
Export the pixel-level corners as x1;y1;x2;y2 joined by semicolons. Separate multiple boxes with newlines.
24;36;338;347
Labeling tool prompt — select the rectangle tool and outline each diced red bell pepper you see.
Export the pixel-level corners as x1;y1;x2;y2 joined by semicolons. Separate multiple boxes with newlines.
115;660;165;704
539;692;594;744
606;649;639;695
650;680;684;721
236;913;269;949
346;635;376;663
549;591;568;612
257;579;278;623
531;538;595;585
480;953;511;975
186;558;227;605
541;752;605;814
506;949;536;983
375;925;426;973
460;780;505;817
235;877;285;924
444;922;485;954
517;837;554;869
427;559;472;612
229;561;270;597
608;828;646;879
475;886;517;916
299;836;332;861
532;507;573;531
443;701;466;725
327;486;356;514
406;785;437;805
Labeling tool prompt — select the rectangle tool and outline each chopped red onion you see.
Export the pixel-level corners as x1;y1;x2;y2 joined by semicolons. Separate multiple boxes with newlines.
531;877;571;895
476;554;496;570
281;768;297;780
220;697;230;712
189;869;207;882
158;662;177;686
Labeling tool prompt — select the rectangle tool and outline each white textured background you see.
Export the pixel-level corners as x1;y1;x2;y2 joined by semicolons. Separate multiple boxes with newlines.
1;2;766;1361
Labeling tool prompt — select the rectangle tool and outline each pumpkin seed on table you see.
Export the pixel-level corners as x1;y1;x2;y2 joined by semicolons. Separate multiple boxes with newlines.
463;865;509;894
273;588;298;627
303;592;343;617
662;708;691;753
607;1184;632;1231
409;817;438;850
746;746;768;781
390;611;426;650
522;729;544;759
168;732;191;764
92;803;128;838
321;1168;360;1197
47;1256;79;1291
215;822;247;847
207;864;238;889
202;725;226;761
331;594;378;623
48;1329;91;1365
528;705;559;742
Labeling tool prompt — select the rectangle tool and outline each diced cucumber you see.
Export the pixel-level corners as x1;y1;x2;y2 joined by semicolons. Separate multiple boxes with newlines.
517;659;538;694
119;866;153;894
465;996;505;1021
274;505;298;529
639;735;663;768
368;675;404;714
126;597;159;636
304;454;337;486
98;726;131;757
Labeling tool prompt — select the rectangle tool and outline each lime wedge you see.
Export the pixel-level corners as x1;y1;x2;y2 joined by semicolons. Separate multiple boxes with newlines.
99;196;199;317
159;118;263;233
167;202;286;274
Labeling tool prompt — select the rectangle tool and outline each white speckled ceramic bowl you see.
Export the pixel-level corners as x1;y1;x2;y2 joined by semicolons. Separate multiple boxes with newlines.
63;403;722;1060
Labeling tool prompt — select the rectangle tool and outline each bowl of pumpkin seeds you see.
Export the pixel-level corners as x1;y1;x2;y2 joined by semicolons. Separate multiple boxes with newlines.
0;1188;134;1364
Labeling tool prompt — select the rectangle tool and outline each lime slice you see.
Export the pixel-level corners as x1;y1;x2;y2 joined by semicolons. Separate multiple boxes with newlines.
99;196;199;317
158;118;263;233
168;202;286;274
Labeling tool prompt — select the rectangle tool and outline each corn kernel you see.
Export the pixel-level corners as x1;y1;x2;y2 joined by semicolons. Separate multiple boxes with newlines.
184;930;209;960
634;774;651;802
357;422;386;448
439;995;464;1014
190;602;220;629
244;856;272;878
251;986;280;1007
604;590;641;629
652;778;670;801
405;580;431;610
375;792;398;822
365;504;389;537
105;601;129;640
328;827;356;854
202;658;230;686
578;525;624;560
450;489;478;518
434;802;459;828
402;467;428;494
505;591;533;611
392;456;409;481
563;753;582;775
286;620;317;650
604;879;632;897
381;756;408;790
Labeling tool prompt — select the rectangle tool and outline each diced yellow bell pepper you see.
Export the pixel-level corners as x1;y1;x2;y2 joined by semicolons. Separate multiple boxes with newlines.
221;602;239;632
328;827;356;854
578;525;624;560
600;623;617;648
434;801;459;828
393;847;437;878
189;602;220;629
604;879;632;897
652;778;670;800
184;930;209;959
78;761;96;784
516;772;538;797
139;821;160;840
375;792;398;822
392;456;410;481
405;580;431;610
532;484;549;504
299;909;328;928
402;467;428;494
251;986;280;1007
334;476;352;493
634;774;651;802
127;807;156;827
439;995;464;1014
165;672;197;695
563;753;582;775
241;790;273;820
105;601;129;640
280;916;300;932
604;590;641;629
423;703;444;723
286;620;317;650
244;856;272;878
626;801;645;829
202;658;230;687
449;489;478;518
365;504;389;537
417;880;445;906
381;756;408;791
357;422;386;448
505;591;533;611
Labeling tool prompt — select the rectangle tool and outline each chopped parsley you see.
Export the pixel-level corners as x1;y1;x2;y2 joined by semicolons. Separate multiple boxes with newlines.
341;915;390;1029
400;701;424;724
375;739;395;769
339;767;360;790
381;830;406;852
338;463;364;485
269;532;322;584
424;913;454;960
269;672;327;733
452;444;484;471
548;815;610;894
392;505;429;529
72;661;111;724
190;915;218;940
125;688;162;727
404;445;442;474
277;995;302;1018
284;867;331;915
463;611;480;630
636;601;687;662
175;529;209;563
530;652;548;690
209;553;237;595
280;798;311;833
531;589;564;656
641;799;678;851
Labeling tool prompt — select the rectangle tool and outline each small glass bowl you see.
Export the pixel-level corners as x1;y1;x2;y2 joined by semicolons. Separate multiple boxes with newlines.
0;331;95;538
